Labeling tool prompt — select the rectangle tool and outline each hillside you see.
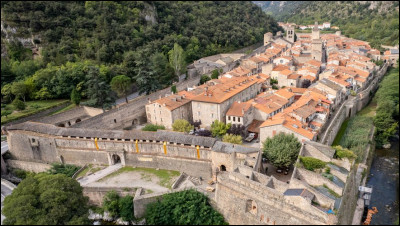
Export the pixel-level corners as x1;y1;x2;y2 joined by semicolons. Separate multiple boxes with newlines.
252;1;303;18
1;1;281;107
254;1;399;49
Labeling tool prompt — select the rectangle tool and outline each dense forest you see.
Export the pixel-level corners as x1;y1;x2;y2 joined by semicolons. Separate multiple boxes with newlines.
1;1;281;108
254;1;399;50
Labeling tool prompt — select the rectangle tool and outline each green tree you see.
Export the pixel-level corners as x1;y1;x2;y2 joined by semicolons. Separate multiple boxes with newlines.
211;120;231;138
12;98;26;110
110;75;132;104
200;75;211;85
11;81;28;102
2;174;90;225
1;110;12;118
171;85;177;94
145;189;227;225
222;133;243;144
168;43;186;81
119;195;134;221
1;83;14;103
70;88;81;106
84;66;116;109
35;87;52;100
142;124;166;131
262;132;301;168
47;163;80;177
103;190;120;218
211;69;219;79
172;119;194;133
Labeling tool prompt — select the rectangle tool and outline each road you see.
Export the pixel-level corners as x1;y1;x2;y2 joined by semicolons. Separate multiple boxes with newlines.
1;181;15;224
1;141;8;155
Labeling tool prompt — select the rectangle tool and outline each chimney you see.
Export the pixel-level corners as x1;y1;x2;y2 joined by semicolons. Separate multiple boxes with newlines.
182;94;186;99
242;108;245;115
163;103;166;107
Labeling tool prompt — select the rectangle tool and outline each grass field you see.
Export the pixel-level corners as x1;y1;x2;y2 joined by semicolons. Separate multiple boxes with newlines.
1;99;69;124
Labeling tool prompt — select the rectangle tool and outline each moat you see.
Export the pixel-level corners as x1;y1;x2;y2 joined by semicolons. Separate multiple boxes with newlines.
367;136;399;225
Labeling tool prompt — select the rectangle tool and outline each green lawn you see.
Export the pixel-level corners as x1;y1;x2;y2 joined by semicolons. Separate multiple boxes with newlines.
1;99;69;125
100;166;180;188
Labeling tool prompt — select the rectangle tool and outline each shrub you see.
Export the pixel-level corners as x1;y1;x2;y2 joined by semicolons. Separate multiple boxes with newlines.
119;195;134;221
47;163;80;177
350;90;357;96
12;98;25;110
1;110;12;118
211;69;219;79
200;75;211;85
333;145;357;160
272;84;279;90
171;85;177;94
172;119;194;133
103;191;120;218
142;124;166;131
299;156;326;171
145;189;227;225
222;133;243;144
211;120;231;137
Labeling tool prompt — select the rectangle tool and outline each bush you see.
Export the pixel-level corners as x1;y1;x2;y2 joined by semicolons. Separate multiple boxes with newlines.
299;156;326;171
119;195;134;221
47;163;80;177
1;109;12;118
211;120;231;137
172;119;194;133
171;85;177;94
142;124;166;131
272;84;279;90
350;90;357;96
12;98;25;110
200;75;211;85
211;69;219;79
145;189;227;225
103;190;120;218
222;133;243;144
333;145;357;160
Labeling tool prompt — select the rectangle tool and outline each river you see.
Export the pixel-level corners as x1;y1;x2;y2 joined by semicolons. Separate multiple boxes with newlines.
367;136;399;225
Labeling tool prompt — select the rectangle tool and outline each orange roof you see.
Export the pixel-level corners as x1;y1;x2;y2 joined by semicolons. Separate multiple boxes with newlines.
247;120;264;134
273;65;290;72
327;76;351;87
275;89;295;100
191;76;258;104
226;101;252;117
286;87;307;94
280;69;293;76
260;117;286;128
288;74;301;80
302;75;317;82
153;91;193;111
306;59;322;68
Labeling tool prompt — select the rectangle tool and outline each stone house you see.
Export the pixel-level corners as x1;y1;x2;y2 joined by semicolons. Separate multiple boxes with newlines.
225;101;253;127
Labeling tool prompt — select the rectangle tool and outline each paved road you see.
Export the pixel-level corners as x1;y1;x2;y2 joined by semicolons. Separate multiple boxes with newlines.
1;141;8;155
1;181;15;224
77;163;122;186
115;91;141;106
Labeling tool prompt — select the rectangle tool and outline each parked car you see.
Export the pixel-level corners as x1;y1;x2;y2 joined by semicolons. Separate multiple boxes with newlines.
245;133;258;142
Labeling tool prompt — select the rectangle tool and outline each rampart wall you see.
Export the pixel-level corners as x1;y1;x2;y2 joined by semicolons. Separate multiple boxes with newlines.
82;186;136;206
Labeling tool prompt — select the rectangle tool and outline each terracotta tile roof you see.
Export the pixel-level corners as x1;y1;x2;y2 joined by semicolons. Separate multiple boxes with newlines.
286;87;307;94
191;76;258;104
249;56;264;63
275;89;295;100
226;101;252;117
288;74;301;80
260;117;286;128
327;76;351;87
280;69;293;76
305;59;322;68
282;117;315;140
302;75;317;82
293;105;317;118
153;91;193;111
247;120;264;134
272;65;290;72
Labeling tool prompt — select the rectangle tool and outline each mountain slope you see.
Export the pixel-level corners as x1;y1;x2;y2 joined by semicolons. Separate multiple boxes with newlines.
255;1;399;49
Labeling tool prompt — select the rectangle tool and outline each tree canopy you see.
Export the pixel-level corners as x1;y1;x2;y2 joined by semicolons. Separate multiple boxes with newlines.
145;189;227;225
262;132;302;168
172;119;194;133
211;120;231;138
2;174;90;225
110;75;132;103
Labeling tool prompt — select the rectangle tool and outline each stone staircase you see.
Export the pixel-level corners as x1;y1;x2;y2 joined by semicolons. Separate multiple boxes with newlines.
188;176;202;186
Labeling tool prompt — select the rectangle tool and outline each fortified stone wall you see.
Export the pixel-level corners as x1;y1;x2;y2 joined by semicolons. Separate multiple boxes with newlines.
34;106;103;126
73;76;201;130
6;159;52;173
83;186;136;206
215;172;332;225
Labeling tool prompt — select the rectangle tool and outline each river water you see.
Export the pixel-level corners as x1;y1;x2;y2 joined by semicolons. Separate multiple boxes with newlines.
367;137;399;225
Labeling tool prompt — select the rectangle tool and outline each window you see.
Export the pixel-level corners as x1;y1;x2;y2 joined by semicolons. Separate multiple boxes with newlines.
114;119;117;123
211;113;214;118
228;116;231;120
280;59;283;63
238;117;241;122
233;117;235;122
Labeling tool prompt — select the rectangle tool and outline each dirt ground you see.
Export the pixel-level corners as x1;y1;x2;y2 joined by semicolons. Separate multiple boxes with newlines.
88;170;178;193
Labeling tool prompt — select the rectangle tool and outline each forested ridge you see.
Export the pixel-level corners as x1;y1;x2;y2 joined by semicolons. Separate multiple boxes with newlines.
254;1;399;50
1;1;281;108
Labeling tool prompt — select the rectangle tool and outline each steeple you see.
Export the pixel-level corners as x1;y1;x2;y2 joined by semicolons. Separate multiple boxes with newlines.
312;21;320;40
